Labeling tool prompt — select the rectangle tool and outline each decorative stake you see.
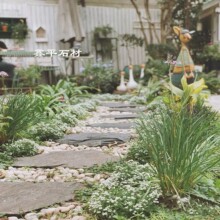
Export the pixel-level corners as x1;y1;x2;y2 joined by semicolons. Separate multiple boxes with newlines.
127;65;138;89
117;71;127;92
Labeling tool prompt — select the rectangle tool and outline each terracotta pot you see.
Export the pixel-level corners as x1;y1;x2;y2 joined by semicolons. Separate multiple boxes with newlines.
1;25;8;32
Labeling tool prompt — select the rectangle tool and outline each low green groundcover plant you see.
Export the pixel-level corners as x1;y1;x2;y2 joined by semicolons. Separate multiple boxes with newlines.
0;152;12;168
54;110;79;126
88;161;161;219
29;119;68;141
3;139;38;157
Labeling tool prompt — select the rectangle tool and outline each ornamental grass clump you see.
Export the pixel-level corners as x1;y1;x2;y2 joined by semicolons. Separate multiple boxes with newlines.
88;161;161;219
0;94;44;144
136;102;220;198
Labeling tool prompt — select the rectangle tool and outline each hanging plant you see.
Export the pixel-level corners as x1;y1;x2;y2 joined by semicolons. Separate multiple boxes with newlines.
93;25;114;56
11;19;30;44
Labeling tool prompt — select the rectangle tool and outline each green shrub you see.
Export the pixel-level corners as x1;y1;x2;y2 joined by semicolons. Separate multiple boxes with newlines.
3;139;38;157
147;44;177;60
16;65;41;87
76;62;120;93
38;79;90;101
146;59;169;78
33;92;65;118
88;161;161;219
55;110;78;126
136;103;220;197
197;71;220;94
68;101;97;120
127;140;150;164
29;119;68;141
198;44;220;63
0;94;44;144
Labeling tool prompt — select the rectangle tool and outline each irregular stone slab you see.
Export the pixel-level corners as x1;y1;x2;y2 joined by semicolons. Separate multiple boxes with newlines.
108;107;147;113
100;102;138;108
57;132;131;147
13;150;119;168
209;95;220;112
101;114;139;120
87;122;135;129
0;182;82;215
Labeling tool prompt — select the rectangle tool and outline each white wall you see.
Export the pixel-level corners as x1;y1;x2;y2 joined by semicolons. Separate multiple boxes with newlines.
0;0;61;70
78;5;161;72
0;0;161;74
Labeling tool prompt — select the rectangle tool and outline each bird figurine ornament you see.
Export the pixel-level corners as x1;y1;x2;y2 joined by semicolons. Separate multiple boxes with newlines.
140;64;145;79
117;71;127;92
127;65;138;90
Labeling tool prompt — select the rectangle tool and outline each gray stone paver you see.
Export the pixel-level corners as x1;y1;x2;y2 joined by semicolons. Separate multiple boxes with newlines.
100;102;139;108
209;95;220;112
57;132;131;146
108;107;147;112
87;122;135;129
0;182;82;215
13;150;119;168
101;114;139;120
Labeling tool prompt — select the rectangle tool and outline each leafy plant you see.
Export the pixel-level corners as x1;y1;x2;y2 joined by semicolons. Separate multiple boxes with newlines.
146;58;170;78
198;44;220;62
3;139;38;157
147;43;177;60
33;91;65;118
197;71;220;94
136;103;220;198
0;94;44;144
139;77;165;103
11;19;30;44
88;161;161;219
120;34;144;64
165;76;208;112
16;65;41;87
127;140;150;164
76;61;120;93
0;152;12;169
54;110;78;126
28;119;67;141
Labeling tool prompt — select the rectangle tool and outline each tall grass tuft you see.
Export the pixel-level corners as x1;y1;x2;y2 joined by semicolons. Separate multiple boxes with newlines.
0;94;44;144
136;102;220;197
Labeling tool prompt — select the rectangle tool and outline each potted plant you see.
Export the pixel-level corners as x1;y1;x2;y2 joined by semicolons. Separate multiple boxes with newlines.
11;19;30;44
1;22;9;32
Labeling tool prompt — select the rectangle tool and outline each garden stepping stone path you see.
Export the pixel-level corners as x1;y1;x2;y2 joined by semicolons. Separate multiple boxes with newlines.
0;182;82;215
57;132;131;146
87;122;135;129
13;150;119;168
101;114;139;120
1;100;137;219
